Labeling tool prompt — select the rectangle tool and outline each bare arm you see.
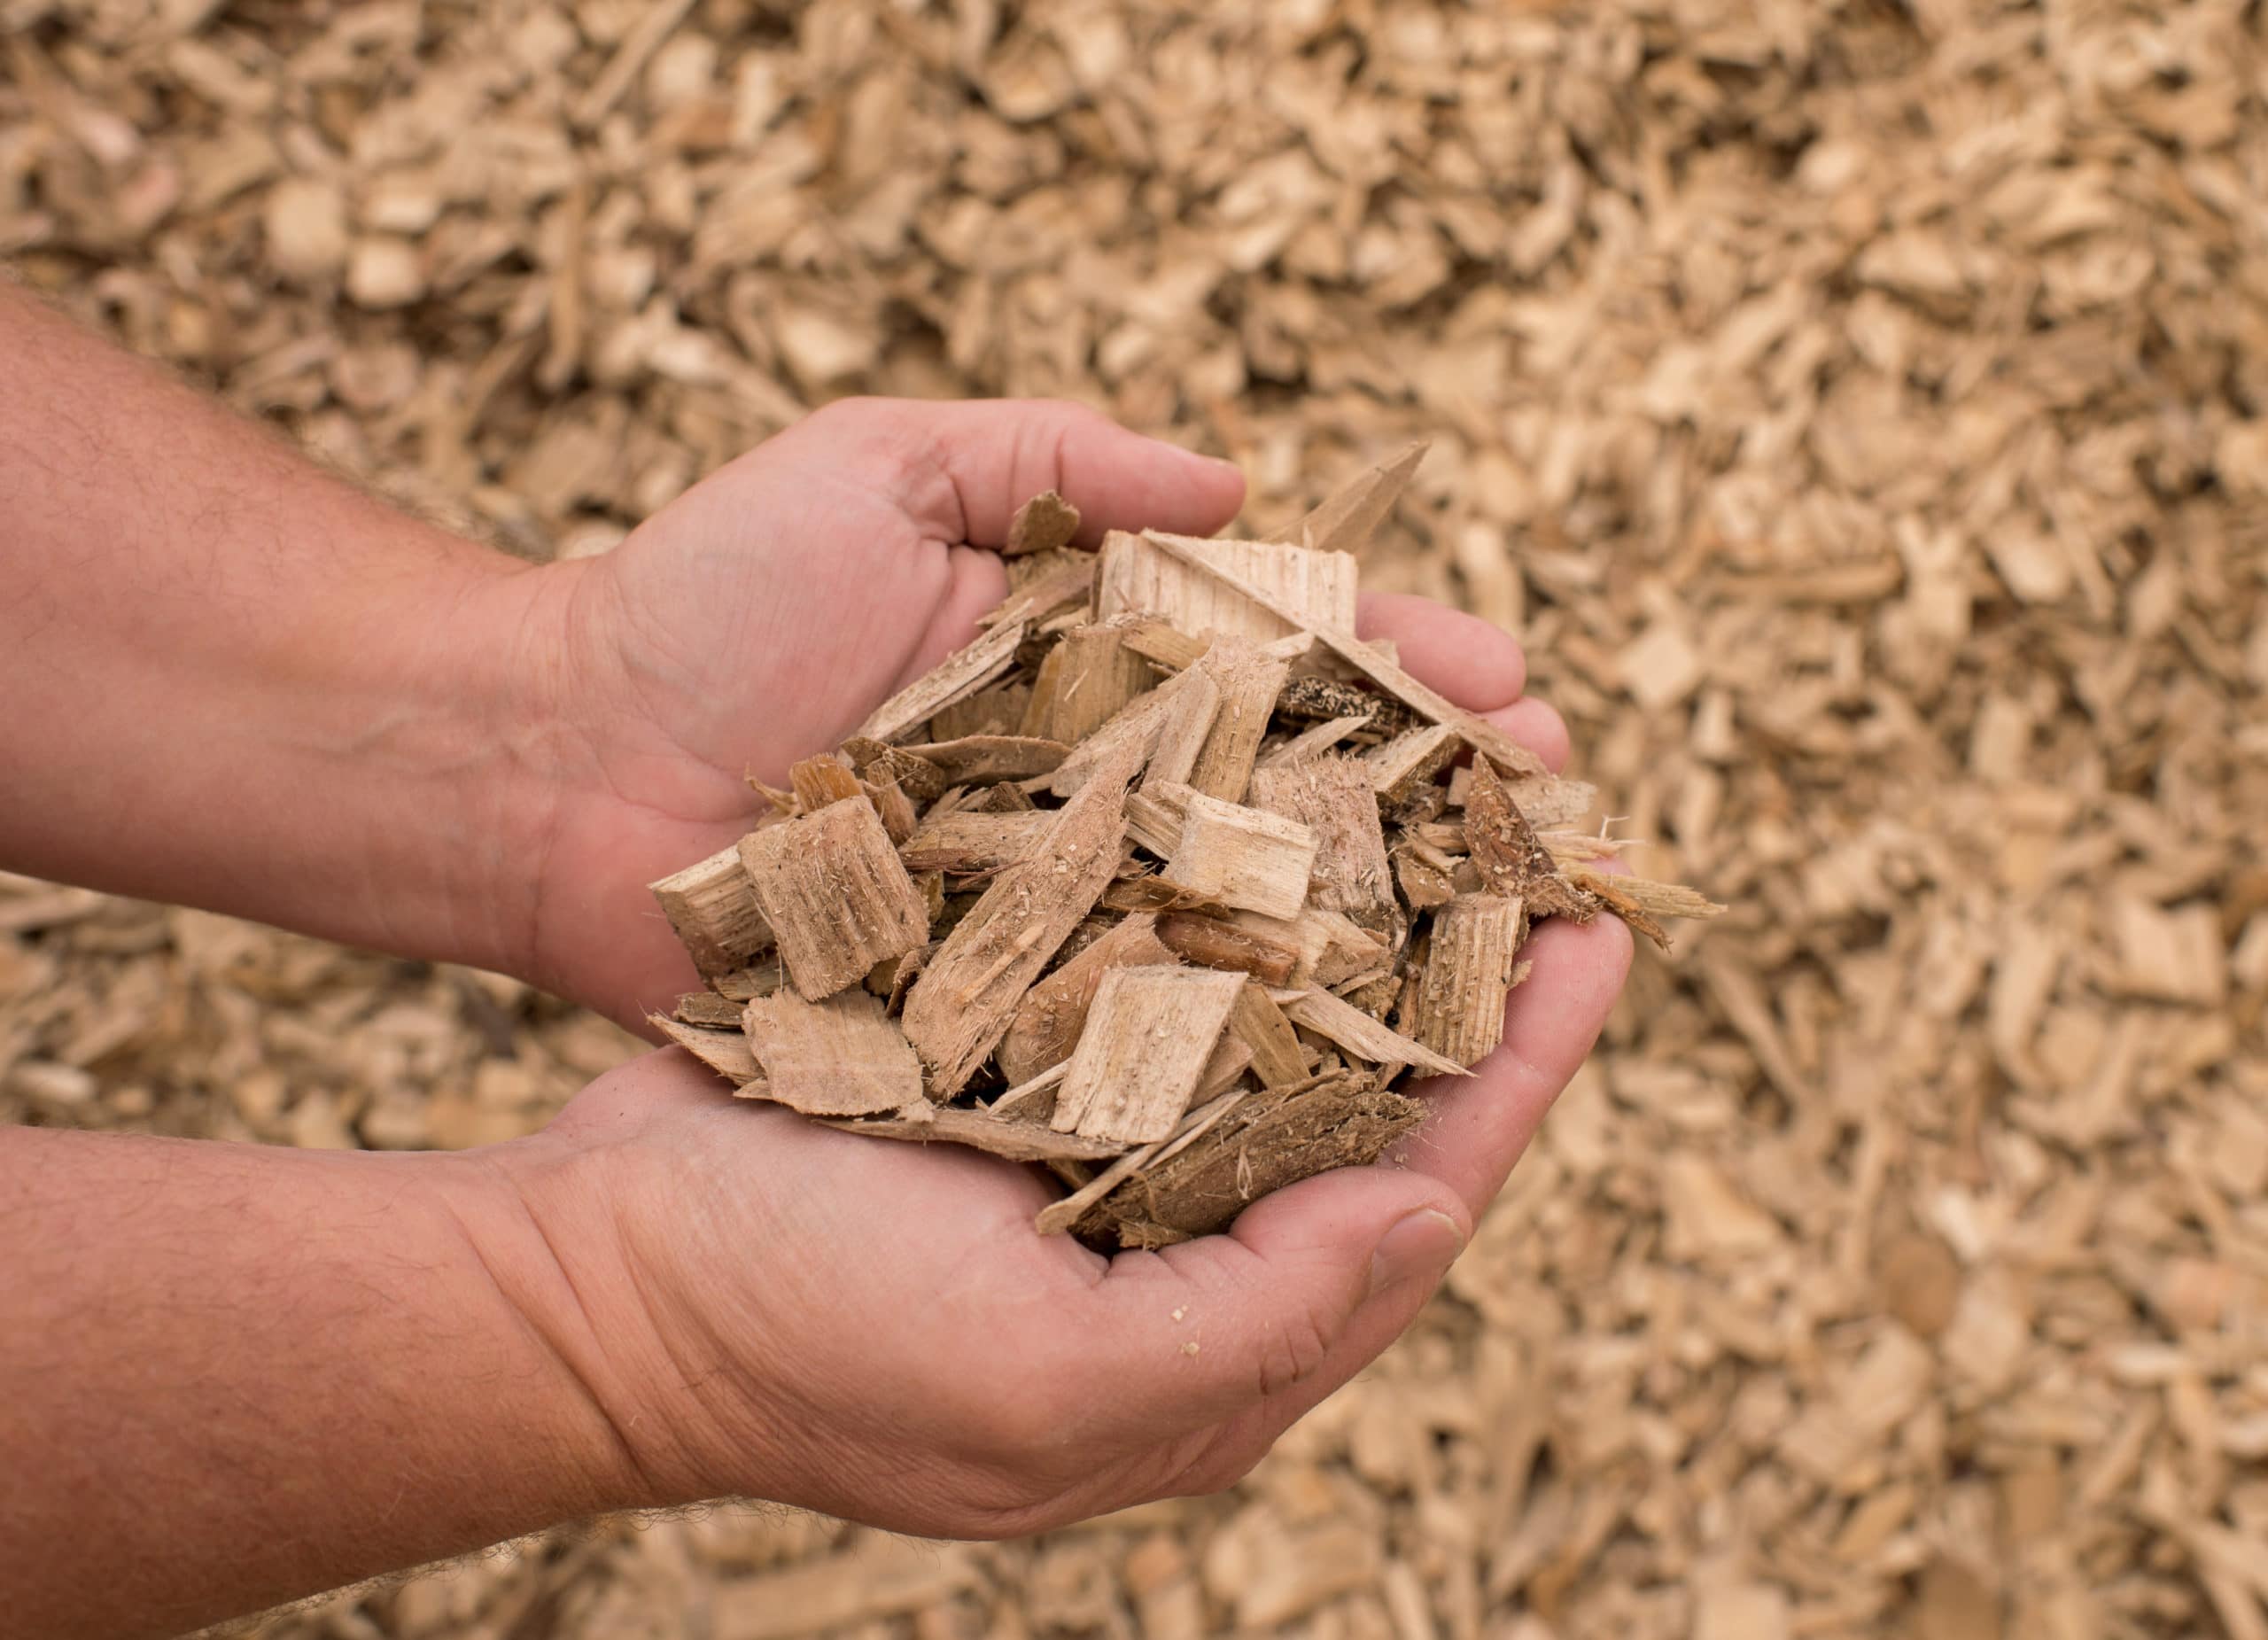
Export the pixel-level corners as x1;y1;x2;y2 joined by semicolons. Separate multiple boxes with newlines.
0;282;559;980
0;1125;649;1638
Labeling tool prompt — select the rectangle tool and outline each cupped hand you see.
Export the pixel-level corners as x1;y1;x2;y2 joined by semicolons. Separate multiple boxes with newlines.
497;602;1631;1535
514;398;1246;1030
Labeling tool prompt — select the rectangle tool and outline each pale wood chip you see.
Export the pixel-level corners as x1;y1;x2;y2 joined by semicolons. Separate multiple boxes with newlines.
852;618;1026;744
1098;527;1358;642
1262;439;1427;556
1157;789;1318;921
649;840;775;980
741;988;921;1115
998;912;1176;1085
1283;985;1470;1077
1251;753;1395;925
740;797;931;1001
651;1015;762;1087
1051;964;1245;1144
1409;894;1528;1068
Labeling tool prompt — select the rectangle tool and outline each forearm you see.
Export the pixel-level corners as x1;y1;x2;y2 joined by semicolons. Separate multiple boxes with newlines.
0;1126;655;1638
0;283;563;976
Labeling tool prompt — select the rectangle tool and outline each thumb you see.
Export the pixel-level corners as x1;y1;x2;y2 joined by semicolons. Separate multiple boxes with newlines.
1074;1164;1469;1434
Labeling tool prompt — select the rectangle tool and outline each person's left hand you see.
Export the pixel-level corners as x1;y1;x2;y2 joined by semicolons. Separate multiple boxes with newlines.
500;399;1247;1030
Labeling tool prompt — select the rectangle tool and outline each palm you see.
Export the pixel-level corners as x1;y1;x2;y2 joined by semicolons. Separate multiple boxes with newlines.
518;400;1246;1030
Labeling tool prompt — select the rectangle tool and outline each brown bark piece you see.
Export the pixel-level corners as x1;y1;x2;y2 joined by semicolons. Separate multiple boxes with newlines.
1410;894;1527;1068
822;1102;1125;1162
1153;910;1301;985
1251;754;1394;924
1051;964;1245;1144
788;755;863;812
740;797;931;1001
1277;673;1407;734
652;1014;764;1087
899;809;1050;874
1071;1073;1425;1248
1263;439;1428;556
741;988;921;1115
1003;487;1081;556
1186;639;1293;804
1098;528;1359;643
1022;625;1153;744
852;618;1026;745
1464;757;1597;921
1159;789;1318;920
902;736;1144;1095
1447;764;1599;830
1141;533;1558;783
649;840;776;981
997;913;1176;1085
1230;980;1310;1089
672;991;745;1029
1283;985;1470;1077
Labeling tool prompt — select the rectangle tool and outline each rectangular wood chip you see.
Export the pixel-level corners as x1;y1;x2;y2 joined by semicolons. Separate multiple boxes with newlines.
1051;964;1247;1144
1251;753;1394;924
1159;789;1318;921
739;796;931;1000
742;988;922;1115
998;913;1177;1085
1409;894;1527;1068
649;840;775;980
1097;528;1359;642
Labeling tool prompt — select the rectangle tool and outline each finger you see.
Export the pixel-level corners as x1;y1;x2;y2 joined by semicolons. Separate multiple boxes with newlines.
793;397;1245;548
1388;910;1633;1219
1065;1165;1466;1437
1482;696;1571;773
1355;593;1526;711
887;545;1013;688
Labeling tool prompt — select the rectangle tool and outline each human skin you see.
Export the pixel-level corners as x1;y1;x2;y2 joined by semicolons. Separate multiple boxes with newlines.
0;283;1631;1636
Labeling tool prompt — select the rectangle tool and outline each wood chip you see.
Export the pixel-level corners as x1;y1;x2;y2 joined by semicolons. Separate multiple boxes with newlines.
1262;439;1428;556
1463;757;1596;921
1409;894;1527;1068
741;988;921;1115
1051;964;1245;1144
852;618;1026;745
1185;638;1292;803
651;1014;763;1087
1153;909;1301;985
739;797;931;1001
1003;488;1081;556
901;736;1142;1094
1156;789;1317;920
998;912;1176;1085
822;1101;1124;1162
648;841;774;980
1098;528;1358;642
1230;979;1310;1089
1022;624;1155;744
1251;754;1395;925
898;808;1050;874
1283;985;1469;1077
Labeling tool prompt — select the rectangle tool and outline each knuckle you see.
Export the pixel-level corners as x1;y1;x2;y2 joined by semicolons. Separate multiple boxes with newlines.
1254;1301;1339;1399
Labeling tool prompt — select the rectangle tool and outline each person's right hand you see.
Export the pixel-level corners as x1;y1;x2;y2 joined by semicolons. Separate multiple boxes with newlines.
483;614;1628;1534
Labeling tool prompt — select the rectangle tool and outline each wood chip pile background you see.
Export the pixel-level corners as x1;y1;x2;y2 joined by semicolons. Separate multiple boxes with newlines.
3;0;2264;1636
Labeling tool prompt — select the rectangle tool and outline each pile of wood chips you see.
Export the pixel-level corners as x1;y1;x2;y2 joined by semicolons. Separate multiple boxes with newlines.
646;453;1716;1247
6;0;2267;1636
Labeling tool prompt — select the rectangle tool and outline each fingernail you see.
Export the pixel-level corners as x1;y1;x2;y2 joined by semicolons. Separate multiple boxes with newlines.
1367;1209;1464;1300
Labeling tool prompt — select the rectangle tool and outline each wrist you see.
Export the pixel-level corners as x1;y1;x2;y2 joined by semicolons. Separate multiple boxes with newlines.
460;1115;773;1510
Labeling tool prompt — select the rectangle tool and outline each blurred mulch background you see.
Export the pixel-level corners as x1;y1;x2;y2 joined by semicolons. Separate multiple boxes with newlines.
5;0;2267;1636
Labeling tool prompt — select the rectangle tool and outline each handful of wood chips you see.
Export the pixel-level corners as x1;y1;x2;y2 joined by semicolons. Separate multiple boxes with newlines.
647;447;1720;1249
